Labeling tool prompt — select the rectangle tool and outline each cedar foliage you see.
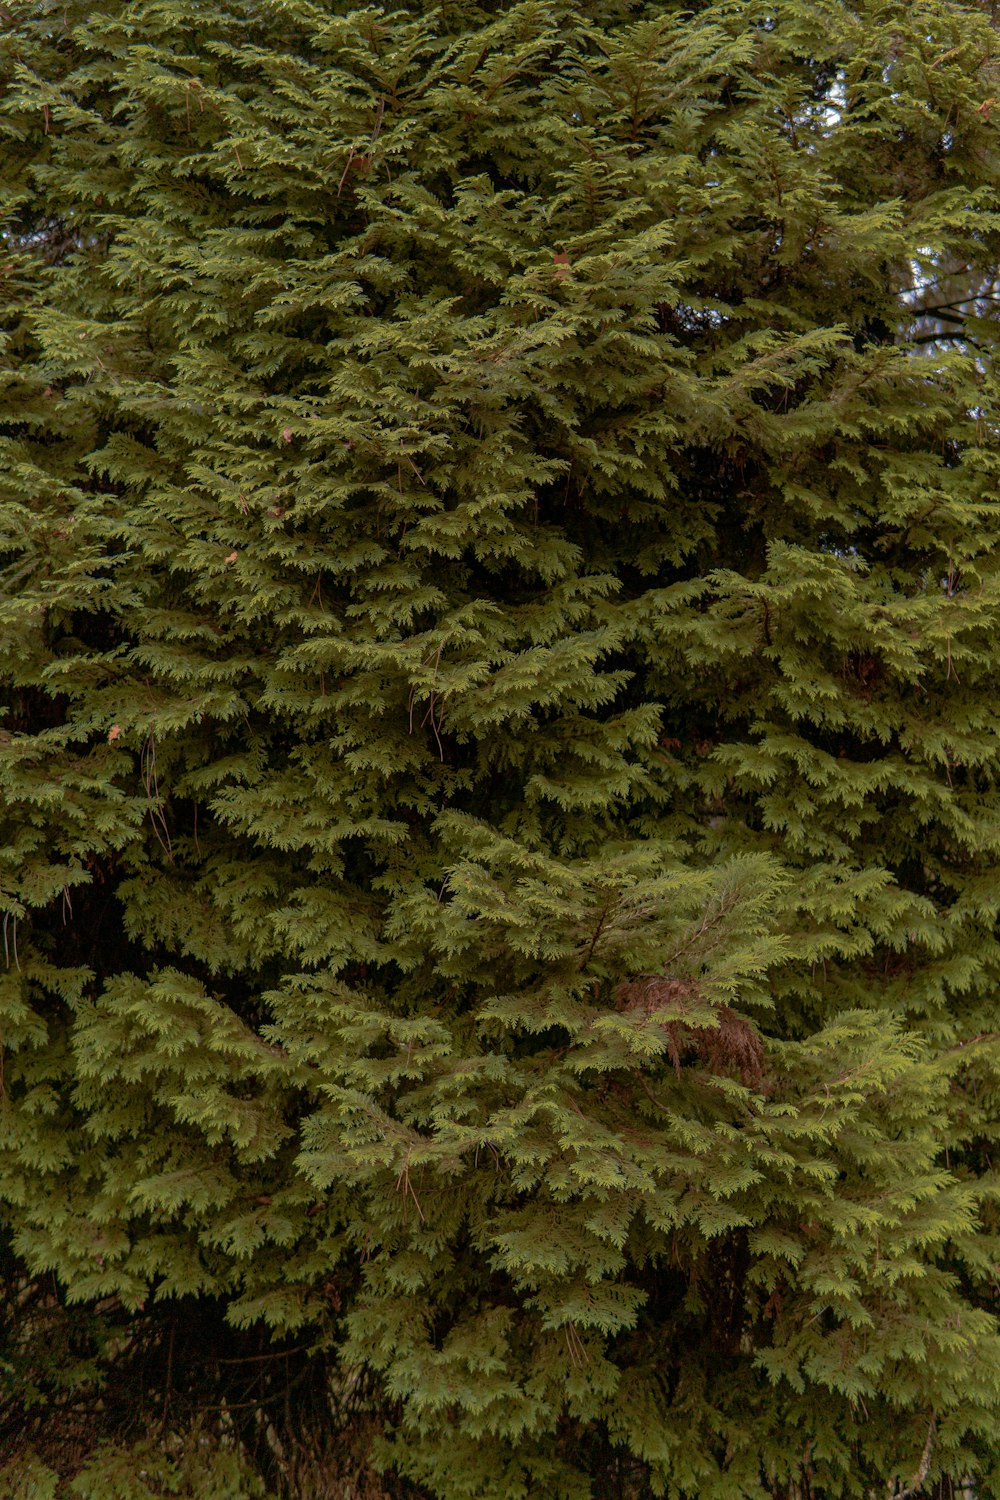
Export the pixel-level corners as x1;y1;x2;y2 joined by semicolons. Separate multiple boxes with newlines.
2;0;1000;1495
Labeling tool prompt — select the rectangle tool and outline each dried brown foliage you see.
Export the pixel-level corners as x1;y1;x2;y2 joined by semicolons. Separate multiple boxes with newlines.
615;977;765;1087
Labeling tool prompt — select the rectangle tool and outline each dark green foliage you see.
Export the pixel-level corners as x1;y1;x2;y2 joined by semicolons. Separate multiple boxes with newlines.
3;0;1000;1494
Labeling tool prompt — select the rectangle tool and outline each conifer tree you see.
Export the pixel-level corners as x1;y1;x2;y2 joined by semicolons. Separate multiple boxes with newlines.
2;0;1000;1494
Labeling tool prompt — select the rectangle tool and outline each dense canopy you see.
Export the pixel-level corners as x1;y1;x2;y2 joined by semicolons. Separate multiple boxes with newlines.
2;1;1000;1495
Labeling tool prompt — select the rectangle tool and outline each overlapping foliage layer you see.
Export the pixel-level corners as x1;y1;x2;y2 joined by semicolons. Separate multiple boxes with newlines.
2;0;1000;1494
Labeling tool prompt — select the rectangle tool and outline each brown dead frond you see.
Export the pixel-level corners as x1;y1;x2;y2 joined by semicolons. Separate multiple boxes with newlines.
615;977;764;1086
694;1006;765;1087
614;975;697;1017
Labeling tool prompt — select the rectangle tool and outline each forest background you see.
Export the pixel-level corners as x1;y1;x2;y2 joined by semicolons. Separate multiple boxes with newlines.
2;0;1000;1496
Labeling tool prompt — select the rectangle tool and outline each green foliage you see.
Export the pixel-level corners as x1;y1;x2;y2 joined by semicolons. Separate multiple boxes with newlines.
3;0;1000;1495
0;1437;265;1500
